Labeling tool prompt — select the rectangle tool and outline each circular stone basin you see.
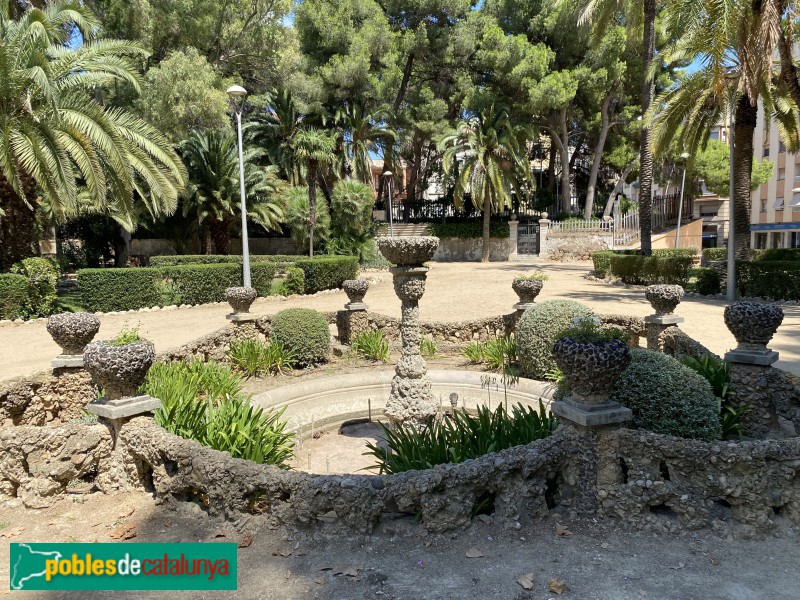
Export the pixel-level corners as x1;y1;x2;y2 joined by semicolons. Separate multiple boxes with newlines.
252;370;555;474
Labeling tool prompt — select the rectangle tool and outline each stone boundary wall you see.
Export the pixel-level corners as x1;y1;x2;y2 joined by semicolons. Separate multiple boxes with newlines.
0;369;96;426
120;418;570;533
597;429;800;534
432;238;514;262
659;327;716;360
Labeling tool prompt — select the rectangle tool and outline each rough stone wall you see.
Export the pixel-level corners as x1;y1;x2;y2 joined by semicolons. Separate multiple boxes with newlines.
159;318;272;362
728;364;800;438
659;327;716;360
544;233;610;262
0;423;113;508
597;314;645;348
0;369;97;426
119;417;569;534
596;429;800;534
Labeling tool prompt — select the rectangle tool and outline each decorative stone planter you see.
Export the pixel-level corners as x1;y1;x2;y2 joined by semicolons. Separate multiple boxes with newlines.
645;284;684;316
724;301;783;365
343;279;369;311
46;312;101;368
551;337;632;427
512;278;543;307
84;340;158;413
377;236;440;429
225;286;257;322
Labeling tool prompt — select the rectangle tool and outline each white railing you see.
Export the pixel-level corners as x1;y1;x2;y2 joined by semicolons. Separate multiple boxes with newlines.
613;211;640;248
548;218;612;234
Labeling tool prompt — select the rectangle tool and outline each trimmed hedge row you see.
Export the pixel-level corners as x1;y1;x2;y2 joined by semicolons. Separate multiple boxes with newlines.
427;220;510;240
593;248;698;279
608;255;693;286
703;247;800;263
737;261;800;300
78;263;278;312
294;256;359;293
0;273;29;319
150;254;303;267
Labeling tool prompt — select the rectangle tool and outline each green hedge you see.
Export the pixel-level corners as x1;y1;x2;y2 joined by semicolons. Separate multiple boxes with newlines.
294;256;359;293
751;248;800;261
0;273;29;319
737;261;800;300
593;248;698;279
149;254;303;267
78;263;277;312
608;254;693;286
694;267;722;295
702;248;727;262
427;221;510;240
592;251;614;277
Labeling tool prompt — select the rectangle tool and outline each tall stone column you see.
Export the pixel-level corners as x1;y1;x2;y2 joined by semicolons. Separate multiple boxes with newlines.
336;279;370;345
723;301;784;437
538;215;550;259
376;236;440;429
643;285;684;351
508;219;519;261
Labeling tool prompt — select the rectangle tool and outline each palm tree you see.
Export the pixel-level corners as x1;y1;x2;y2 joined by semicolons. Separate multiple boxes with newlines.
245;89;304;185
181;130;284;254
0;2;186;269
651;0;800;255
438;105;527;263
335;103;394;184
291;128;336;256
575;0;658;255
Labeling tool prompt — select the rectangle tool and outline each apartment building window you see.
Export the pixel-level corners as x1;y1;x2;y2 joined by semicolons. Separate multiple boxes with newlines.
755;233;768;249
779;141;786;153
791;192;800;207
772;232;784;249
760;199;767;213
792;232;799;248
700;207;718;217
775;197;785;209
778;168;786;180
763;147;770;157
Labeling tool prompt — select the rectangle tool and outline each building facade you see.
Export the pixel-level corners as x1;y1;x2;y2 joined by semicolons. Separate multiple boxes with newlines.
751;105;800;249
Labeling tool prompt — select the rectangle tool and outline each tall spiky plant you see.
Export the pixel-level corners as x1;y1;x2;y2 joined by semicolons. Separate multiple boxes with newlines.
438;105;527;263
0;1;186;269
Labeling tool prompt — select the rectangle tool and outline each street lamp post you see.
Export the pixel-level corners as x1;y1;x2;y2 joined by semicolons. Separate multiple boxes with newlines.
726;90;736;302
383;171;394;237
227;84;251;288
675;152;690;248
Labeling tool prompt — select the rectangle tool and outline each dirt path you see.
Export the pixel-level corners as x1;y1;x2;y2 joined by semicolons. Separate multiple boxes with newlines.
2;260;799;381
1;491;797;599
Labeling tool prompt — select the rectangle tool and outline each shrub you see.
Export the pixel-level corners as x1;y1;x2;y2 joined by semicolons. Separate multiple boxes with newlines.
610;349;721;441
694;267;721;295
427;220;510;239
0;273;29;319
484;336;516;371
228;338;296;376
270;308;331;366
283;186;331;252
703;247;728;262
591;251;614;278
737;261;800;300
143;359;243;402
751;248;800;261
680;354;745;439
280;267;305;296
10;257;60;317
653;247;698;258
78;263;277;311
352;330;390;362
329;180;375;257
149;254;303;267
517;300;594;379
462;341;486;364
295;256;358;293
608;254;692;286
365;402;556;474
514;271;548;282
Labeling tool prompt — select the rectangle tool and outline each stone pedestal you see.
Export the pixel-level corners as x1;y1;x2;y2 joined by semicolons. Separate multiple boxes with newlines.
47;312;101;370
336;310;371;345
552;399;632;427
508;219;519;261
645;314;684;351
538;218;551;259
226;312;258;323
561;424;625;513
87;394;161;419
51;354;87;369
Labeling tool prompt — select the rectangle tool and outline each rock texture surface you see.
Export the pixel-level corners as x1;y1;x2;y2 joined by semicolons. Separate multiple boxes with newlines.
512;279;544;304
724;302;784;350
84;341;155;399
225;287;258;314
553;338;631;404
376;236;439;266
46;312;101;355
0;370;96;426
645;285;684;315
343;279;369;304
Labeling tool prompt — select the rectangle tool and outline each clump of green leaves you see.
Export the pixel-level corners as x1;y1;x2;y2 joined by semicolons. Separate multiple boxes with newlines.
420;336;439;359
461;341;486;364
352;330;390;362
484;336;516;371
145;359;294;467
557;316;628;344
108;326;143;346
280;267;305;296
365;402;557;474
680;354;746;439
228;338;296;376
514;271;548;282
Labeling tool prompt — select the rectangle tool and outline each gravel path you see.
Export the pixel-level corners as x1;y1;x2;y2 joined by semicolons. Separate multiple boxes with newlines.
1;260;798;381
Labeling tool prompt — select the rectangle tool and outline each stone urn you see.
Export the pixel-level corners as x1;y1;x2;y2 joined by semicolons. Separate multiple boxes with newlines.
343;279;369;309
724;301;784;351
84;339;155;400
645;284;684;315
46;312;101;356
225;286;257;314
376;236;439;266
552;337;631;405
512;278;544;305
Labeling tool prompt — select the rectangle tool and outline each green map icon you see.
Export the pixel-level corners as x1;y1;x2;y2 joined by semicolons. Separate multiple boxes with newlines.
10;544;63;590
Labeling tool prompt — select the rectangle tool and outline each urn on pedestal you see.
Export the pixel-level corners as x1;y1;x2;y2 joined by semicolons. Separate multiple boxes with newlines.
724;301;783;365
225;286;258;322
46;312;101;368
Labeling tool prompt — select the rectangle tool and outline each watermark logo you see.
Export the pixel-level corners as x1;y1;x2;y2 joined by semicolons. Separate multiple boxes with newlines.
10;543;237;591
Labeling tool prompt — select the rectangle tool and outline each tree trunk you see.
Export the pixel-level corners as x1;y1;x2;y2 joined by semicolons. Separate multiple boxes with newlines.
585;92;614;219
308;160;318;257
209;219;231;255
638;0;657;255
113;226;131;267
406;134;423;223
733;94;757;257
603;159;638;217
546;133;557;192
481;181;492;263
0;174;39;270
559;109;571;213
200;226;212;254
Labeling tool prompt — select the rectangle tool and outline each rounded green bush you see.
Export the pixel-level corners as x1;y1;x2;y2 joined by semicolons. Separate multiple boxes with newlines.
610;349;721;441
270;308;330;366
695;267;721;296
517;299;594;379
